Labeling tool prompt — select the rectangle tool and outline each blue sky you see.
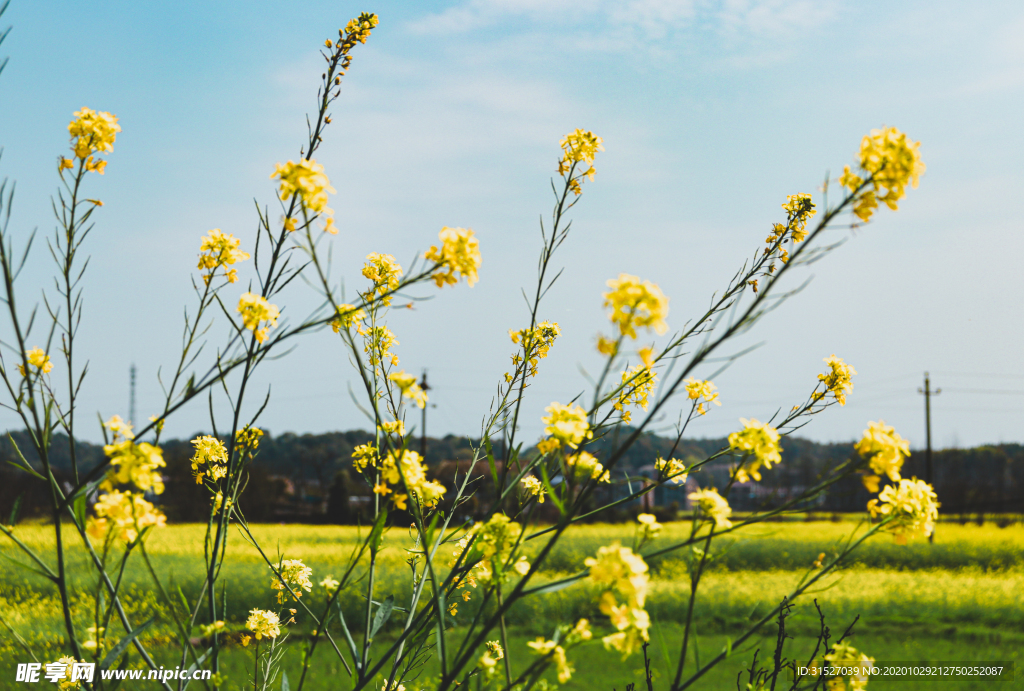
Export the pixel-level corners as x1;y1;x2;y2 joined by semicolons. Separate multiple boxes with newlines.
0;0;1022;448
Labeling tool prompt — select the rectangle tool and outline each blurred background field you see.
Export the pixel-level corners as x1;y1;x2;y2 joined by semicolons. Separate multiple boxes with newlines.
2;519;1022;689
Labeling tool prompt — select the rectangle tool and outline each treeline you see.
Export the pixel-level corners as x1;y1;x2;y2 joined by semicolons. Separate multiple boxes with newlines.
1;428;1020;523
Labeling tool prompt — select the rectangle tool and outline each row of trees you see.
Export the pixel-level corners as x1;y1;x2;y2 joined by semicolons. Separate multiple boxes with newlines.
2;428;1020;523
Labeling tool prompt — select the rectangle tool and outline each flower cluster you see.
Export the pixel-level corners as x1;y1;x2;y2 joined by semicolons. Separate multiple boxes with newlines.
272;559;314;603
245;609;281;641
557;129;604;195
566;450;610;484
236;426;264;452
520;475;546;503
331;303;366;333
362;253;403;305
655;457;688;485
728;418;782;483
271;158;337;233
190;435;229;484
855;419;910;487
389;370;428;409
237;292;280;344
453;514;530;584
840;126;925;222
527;637;574;683
18;347;53;377
320;576;340;595
478;640;505;678
87;490;167;543
507;320;560;380
101;439;166;494
614;365;656;423
536;402;592;454
814;354;857;406
364;325;400;373
43;656;82;690
684;378;721;416
868;477;939;544
822;642;875;690
586;543;651;657
66;107;120;173
198;229;250;284
688;488;732;529
339;13;379;50
636;513;661;542
602;273;669;340
781;193;816;243
425;226;481;288
356;447;446;510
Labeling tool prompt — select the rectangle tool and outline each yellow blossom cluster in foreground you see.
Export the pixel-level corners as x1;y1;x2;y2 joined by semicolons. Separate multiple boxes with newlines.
351;446;445;510
614;364;656;424
655;456;688;485
237;292;280;343
728;418;782;483
245;609;281;642
557;128;603;195
868;477;940;544
566;450;610;484
815;354;857;405
197;229;250;284
271;158;337;234
87;490;166;543
586;543;651;657
190;435;228;484
65;107;120;174
855;419;911;490
537;402;592;455
19;346;53;376
684;378;721;416
688;487;733;529
425;226;481;287
271;559;314;604
602;273;669;339
840;126;925;222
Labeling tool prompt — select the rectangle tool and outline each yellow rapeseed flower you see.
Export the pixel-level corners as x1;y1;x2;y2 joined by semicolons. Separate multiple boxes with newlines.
389;370;428;409
688;488;732;529
520;475;546;502
614;365;656;424
509;320;560;378
781;193;816;243
18;347;54;376
854;420;910;482
362;253;403;305
868;477;939;544
603;273;669;339
270;158;337;232
87;490;166;543
538;402;592;454
527;637;574;682
331;303;366;333
566;450;610;483
101;439;166;494
636;513;661;541
841;126;924;222
425;226;481;288
245;609;281;640
68;108;120;170
684;378;721;416
558;129;603;194
237;292;280;343
815;354;857;405
585;543;651;657
198;229;250;284
728;418;782;483
655;457;688;485
272;558;314;603
190;435;228;484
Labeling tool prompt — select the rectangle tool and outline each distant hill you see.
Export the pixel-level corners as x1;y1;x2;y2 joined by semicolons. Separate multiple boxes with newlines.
2;428;1020;522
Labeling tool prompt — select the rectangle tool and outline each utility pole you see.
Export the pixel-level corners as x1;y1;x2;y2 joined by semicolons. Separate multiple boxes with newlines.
918;372;941;543
129;363;137;426
419;370;430;458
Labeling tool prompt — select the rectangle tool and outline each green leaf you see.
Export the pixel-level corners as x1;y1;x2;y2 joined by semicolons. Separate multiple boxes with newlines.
73;491;87;531
369;594;394;638
281;670;290;691
105;649;132;691
369;506;388;555
7;493;22;527
99;617;155;671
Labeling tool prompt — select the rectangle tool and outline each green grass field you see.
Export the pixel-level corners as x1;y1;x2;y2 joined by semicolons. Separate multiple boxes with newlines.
2;520;1022;689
